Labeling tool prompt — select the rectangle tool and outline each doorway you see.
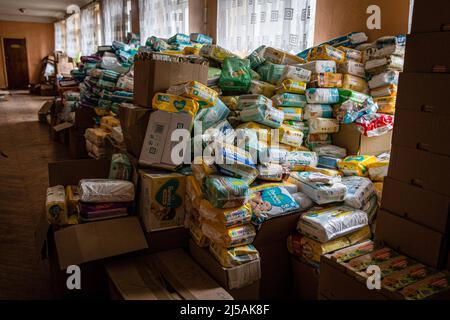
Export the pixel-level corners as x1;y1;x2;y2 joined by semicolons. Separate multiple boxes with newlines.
3;38;30;90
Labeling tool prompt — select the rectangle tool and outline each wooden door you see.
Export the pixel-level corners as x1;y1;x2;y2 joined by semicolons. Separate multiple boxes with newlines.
3;38;30;90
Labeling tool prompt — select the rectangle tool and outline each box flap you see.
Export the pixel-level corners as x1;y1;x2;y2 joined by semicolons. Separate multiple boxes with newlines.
154;249;233;300
39;100;53;115
48;159;111;186
119;104;151;158
55;217;148;269
53;122;74;132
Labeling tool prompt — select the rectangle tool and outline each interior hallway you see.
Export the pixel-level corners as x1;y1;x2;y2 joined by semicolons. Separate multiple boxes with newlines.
0;91;69;299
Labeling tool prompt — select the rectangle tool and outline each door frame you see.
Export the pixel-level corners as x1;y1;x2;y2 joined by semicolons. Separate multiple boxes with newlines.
1;36;30;89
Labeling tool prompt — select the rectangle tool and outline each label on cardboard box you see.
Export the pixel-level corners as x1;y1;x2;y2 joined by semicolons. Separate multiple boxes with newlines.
140;172;186;232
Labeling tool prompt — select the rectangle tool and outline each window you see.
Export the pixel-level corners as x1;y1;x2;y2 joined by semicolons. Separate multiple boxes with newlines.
54;20;66;52
124;0;132;36
217;0;316;56
101;0;125;44
66;13;81;59
80;4;99;55
139;0;189;43
96;4;103;46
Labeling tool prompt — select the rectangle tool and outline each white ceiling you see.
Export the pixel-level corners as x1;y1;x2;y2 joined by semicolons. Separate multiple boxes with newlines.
0;0;92;23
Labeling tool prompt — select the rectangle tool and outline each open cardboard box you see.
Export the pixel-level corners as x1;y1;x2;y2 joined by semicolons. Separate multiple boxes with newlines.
411;0;450;33
291;256;319;300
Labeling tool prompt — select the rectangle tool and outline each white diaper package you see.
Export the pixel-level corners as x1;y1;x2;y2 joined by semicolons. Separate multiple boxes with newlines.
297;205;369;243
338;61;366;78
341;176;376;209
373;44;405;58
292;192;314;212
280;65;312;83
79;179;135;203
368;70;400;90
313;145;347;159
305;88;340;104
290;172;347;205
285;151;319;171
301;60;337;74
304;104;334;120
308;118;340;134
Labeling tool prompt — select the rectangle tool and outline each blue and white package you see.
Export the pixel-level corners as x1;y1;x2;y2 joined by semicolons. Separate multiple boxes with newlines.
318;155;341;170
306;88;340;104
195;98;230;131
368;70;400;90
168;33;191;44
301;60;337;74
341;176;376;210
335;98;378;125
376;35;407;48
190;33;213;44
239;104;284;129
304;104;334;120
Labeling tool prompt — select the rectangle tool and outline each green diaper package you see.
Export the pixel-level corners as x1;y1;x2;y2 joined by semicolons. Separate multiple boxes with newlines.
205;176;250;209
219;58;252;93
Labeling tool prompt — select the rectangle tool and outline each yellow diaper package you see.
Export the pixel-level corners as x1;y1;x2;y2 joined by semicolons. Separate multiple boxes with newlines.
309;45;346;64
342;74;369;93
167;81;218;108
152;93;199;116
367;152;390;182
337;46;363;62
278;124;305;148
209;241;260;268
100;116;121;132
374;96;396;115
309;73;343;88
237;122;272;145
308;118;340;134
277;107;304;121
264;47;305;65
46;185;68;226
374;182;383;205
200;200;252;229
250;80;277;98
338;155;378;177
65;185;80;225
302;165;344;177
276;79;307;95
183;46;201;56
190;222;210;248
186;176;204;208
221;96;239;111
84;128;109;147
202;221;257;248
191;156;217;183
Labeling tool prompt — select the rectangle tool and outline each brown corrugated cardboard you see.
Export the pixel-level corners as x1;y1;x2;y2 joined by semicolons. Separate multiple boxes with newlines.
392;109;450;157
106;250;233;300
74;106;96;129
189;240;261;299
134;59;208;108
48;159;111;186
139;110;192;170
382;177;450;233
291;257;319;300
396;73;450;115
404;32;450;73
332;124;392;156
411;0;450;33
146;227;190;253
388;146;450;197
118;104;151;157
376;209;448;269
55;217;148;270
38;100;53;123
69;127;89;159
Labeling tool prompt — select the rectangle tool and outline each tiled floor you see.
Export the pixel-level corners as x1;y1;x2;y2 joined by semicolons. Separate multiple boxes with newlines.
0;91;69;299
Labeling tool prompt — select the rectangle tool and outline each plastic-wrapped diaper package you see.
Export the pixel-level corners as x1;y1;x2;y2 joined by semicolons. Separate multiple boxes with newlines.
191;157;217;183
284;120;309;135
250;184;300;225
202;222;256;248
292;192;314;212
334;98;378;125
362;194;379;224
373;44;405;59
308;118;340;134
272;93;307;108
309;73;343;88
365;56;404;75
204;175;250;209
292;172;347;205
237;94;272;111
308;45;346;64
368;70;400;90
301;60;337;74
278;125;304;148
338;155;377;177
276;79;307;95
46;185;68;226
258;147;289;165
249;80;277;98
195;98;230;131
368;153;390;182
306;88;340;104
209;242;260;268
370;84;397;98
302;166;343;178
355;113;394;137
279;65;312;83
167;33;190;44
337;46;363;62
338;89;370;104
263;47;305;65
200;200;252;229
318;155;342;169
79;179;135;203
285;151;318;171
211;143;259;185
338;61;366;78
152;93;199;116
190;33;213;44
86;140;107;159
298;205;369;243
257;163;290;181
304;104;334;120
100;116;120;132
109;153;132;181
266;64;286;85
341;176;376;209
221;96;239;111
85;128;109;147
239;103;284;129
219;57;252;93
167;81;218;108
277;107;303;121
307;133;332;149
342;74;369;94
247;45;266;69
374;182;383;205
115;75;133;92
190;223;210;248
376;35;407;47
313;145;347;159
200;44;238;62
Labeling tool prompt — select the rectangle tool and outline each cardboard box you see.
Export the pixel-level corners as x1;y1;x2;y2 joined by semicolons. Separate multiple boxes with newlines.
134;59;208;108
411;0;450;33
332;123;392;156
189;240;261;299
291;257;319;300
139;110;192;170
396;73;450;115
119;104;151;158
146;227;190;254
376;209;448;269
404;32;450;73
392;109;450;157
382;177;450;234
38;100;53;123
139;171;186;232
388;146;450;197
253;212;301;299
106;249;234;300
69;127;89;159
74;106;96;129
48;160;148;270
